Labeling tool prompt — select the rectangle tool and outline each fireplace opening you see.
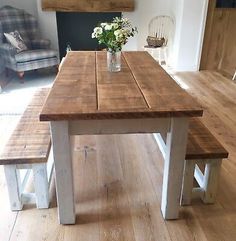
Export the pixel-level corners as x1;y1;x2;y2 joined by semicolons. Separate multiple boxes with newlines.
56;12;121;59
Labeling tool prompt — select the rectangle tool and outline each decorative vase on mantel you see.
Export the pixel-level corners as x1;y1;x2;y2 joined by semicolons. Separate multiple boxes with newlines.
107;50;121;72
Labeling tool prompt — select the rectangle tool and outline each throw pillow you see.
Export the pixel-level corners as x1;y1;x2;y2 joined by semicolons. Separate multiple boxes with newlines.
4;30;28;53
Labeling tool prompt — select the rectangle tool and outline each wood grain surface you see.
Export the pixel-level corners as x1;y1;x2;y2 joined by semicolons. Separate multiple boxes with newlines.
42;0;135;12
186;118;228;160
40;51;203;121
200;0;236;77
0;89;51;165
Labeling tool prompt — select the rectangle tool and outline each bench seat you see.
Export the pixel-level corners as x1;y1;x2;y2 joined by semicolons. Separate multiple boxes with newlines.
0;88;53;211
186;118;228;160
182;118;228;205
153;117;228;205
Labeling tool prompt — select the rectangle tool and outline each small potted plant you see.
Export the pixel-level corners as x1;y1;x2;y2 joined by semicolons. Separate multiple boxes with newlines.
92;17;137;72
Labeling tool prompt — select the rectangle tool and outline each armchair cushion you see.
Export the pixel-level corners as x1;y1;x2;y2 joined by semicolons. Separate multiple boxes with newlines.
15;49;58;63
4;30;28;53
31;39;50;49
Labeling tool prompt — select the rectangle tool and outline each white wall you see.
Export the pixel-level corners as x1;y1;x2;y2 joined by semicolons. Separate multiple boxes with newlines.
169;0;184;68
170;0;208;71
124;0;208;72
36;0;59;50
123;0;171;50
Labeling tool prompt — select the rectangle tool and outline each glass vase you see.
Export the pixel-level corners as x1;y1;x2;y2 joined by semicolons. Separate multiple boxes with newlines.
107;50;121;72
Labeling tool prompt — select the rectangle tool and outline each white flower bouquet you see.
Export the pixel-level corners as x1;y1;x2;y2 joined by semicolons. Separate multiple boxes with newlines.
92;17;137;53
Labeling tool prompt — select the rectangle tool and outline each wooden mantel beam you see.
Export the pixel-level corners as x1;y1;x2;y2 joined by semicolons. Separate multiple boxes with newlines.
42;0;135;12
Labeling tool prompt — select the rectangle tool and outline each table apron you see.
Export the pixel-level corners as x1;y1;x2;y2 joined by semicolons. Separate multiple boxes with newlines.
68;118;171;135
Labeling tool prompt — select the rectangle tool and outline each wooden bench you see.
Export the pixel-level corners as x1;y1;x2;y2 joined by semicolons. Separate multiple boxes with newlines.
0;88;53;211
154;118;228;205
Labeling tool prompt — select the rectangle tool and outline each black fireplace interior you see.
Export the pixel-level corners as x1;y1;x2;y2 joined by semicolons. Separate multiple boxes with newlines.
56;12;121;59
216;0;236;8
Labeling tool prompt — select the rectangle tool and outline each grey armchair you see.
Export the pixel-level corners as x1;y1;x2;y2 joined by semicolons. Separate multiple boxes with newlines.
0;5;59;79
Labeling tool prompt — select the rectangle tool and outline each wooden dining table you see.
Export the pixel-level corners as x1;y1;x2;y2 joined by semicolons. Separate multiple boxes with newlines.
40;51;203;224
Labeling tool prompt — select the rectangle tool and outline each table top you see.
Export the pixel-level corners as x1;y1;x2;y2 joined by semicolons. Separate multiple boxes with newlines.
40;51;203;121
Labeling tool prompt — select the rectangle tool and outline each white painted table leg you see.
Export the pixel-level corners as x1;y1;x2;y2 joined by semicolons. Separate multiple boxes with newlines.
161;117;189;219
4;165;23;211
33;163;49;209
50;121;75;224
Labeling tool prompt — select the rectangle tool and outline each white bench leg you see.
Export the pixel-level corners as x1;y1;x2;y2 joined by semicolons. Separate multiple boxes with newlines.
33;163;49;209
181;160;195;205
4;165;23;211
202;159;222;204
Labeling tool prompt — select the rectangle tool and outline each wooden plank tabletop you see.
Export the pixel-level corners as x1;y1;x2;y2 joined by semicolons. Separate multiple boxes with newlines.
40;51;203;121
